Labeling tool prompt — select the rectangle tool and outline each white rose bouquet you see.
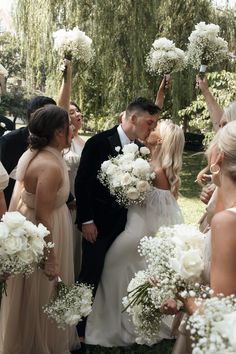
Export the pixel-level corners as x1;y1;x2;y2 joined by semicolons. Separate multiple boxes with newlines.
43;280;93;329
0;211;52;277
186;295;236;354
53;27;95;64
146;37;186;76
123;224;212;345
187;22;228;75
98;143;155;208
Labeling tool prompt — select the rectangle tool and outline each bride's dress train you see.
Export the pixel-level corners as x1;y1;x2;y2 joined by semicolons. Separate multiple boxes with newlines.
85;187;183;347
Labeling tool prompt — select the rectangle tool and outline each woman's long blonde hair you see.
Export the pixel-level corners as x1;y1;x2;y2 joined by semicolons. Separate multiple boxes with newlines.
152;120;185;198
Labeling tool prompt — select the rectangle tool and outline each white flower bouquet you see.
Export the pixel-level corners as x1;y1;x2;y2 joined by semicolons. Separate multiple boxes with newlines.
187;22;228;74
53;27;95;64
98;143;155;208
146;37;186;76
43;280;93;329
186;295;236;354
0;211;52;277
123;224;212;345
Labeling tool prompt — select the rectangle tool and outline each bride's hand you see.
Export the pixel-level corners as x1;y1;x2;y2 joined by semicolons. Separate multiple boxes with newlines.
160;298;179;315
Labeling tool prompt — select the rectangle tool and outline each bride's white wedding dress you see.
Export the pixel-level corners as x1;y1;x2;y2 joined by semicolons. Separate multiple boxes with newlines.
85;186;183;347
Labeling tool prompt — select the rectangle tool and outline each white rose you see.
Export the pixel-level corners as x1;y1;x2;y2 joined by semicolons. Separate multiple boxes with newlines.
29;236;45;256
120;173;132;186
132;158;151;177
214;311;236;349
23;220;39;238
126;187;140;201
122;143;139;154
0;223;9;239
10;227;26;238
106;164;117;175
119;152;135;163
170;249;204;280
64;311;81;326
17;249;35;264
136;180;150;193
101;160;111;173
115;146;121;153
37;223;50;239
2;211;26;230
139;147;150;156
3;236;23;255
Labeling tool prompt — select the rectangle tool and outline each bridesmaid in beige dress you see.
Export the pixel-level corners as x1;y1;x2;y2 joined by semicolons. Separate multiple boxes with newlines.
0;105;80;354
0;161;9;218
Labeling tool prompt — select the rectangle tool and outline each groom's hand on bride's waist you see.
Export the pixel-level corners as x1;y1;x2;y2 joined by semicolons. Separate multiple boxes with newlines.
82;222;98;243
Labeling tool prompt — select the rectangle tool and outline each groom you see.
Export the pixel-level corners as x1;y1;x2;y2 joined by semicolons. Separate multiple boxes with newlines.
74;97;160;338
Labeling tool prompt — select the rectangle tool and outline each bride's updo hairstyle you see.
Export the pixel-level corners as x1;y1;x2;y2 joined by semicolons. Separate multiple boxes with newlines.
154;120;185;198
28;105;69;150
208;120;236;182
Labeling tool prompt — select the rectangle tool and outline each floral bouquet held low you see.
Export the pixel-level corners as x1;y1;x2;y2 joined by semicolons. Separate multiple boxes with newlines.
0;211;53;296
98;143;155;208
43;278;93;329
187;22;228;77
146;37;186;79
123;224;213;345
187;295;236;354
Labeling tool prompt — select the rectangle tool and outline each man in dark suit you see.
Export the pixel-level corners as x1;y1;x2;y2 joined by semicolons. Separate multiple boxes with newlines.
0;96;56;206
74;97;161;342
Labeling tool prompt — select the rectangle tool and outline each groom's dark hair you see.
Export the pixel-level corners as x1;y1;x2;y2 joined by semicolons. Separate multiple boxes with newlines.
26;96;57;122
126;97;161;117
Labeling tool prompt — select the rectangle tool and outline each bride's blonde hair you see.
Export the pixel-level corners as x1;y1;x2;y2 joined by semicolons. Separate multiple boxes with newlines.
152;120;185;198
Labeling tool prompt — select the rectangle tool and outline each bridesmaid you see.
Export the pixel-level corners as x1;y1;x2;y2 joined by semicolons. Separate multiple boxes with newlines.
0;105;80;354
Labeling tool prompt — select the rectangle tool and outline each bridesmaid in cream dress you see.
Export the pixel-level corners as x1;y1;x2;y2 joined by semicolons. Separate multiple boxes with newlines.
0;161;9;218
0;105;80;354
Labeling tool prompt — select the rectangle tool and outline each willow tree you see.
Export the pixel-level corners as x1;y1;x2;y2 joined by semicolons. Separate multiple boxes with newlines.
15;0;235;123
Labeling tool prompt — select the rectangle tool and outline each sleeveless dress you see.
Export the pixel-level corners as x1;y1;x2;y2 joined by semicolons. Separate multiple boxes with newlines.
0;147;79;354
0;162;9;192
85;187;183;347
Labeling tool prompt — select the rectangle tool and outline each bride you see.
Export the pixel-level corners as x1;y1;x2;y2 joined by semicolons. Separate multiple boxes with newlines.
85;120;185;348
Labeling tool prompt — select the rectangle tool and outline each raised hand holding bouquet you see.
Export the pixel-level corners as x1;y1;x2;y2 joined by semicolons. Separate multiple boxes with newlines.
146;37;186;78
98;143;155;207
0;211;52;294
187;22;228;76
53;27;94;63
123;224;212;345
186;295;236;354
43;278;93;329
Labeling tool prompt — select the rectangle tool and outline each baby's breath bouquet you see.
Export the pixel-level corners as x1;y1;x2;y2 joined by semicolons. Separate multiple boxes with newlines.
43;280;93;329
123;224;212;345
53;27;95;63
146;37;186;76
187;22;228;75
186;295;236;354
98;143;155;208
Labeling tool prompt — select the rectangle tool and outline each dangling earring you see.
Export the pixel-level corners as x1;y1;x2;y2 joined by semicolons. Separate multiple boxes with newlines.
210;163;221;175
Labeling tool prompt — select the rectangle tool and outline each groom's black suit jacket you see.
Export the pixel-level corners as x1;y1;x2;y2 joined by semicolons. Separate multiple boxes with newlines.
0;127;29;207
75;125;127;240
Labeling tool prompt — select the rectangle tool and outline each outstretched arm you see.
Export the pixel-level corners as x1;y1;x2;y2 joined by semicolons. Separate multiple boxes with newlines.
57;59;72;112
196;75;224;132
155;75;171;111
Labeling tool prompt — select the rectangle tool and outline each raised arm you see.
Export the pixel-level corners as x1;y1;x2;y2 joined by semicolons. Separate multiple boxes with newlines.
196;75;224;132
57;59;72;112
155;75;170;111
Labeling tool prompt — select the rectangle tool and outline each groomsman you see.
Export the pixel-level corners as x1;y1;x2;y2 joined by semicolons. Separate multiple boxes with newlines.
75;97;161;341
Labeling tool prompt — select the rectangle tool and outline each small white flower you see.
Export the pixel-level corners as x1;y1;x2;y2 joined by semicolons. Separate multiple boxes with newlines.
115;146;121;152
140;147;150;156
